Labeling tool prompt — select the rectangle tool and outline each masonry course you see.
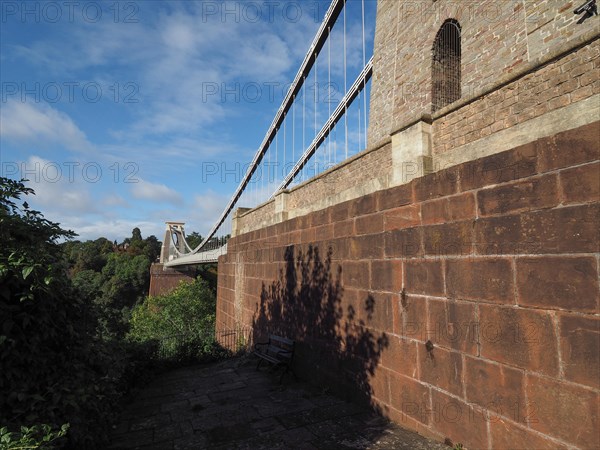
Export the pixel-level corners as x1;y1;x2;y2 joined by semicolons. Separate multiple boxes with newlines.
213;1;600;447
218;122;599;449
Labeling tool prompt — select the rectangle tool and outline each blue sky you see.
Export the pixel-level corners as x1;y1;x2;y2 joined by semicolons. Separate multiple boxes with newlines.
1;0;375;242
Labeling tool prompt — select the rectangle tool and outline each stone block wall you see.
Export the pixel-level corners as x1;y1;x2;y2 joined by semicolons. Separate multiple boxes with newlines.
217;122;599;448
234;141;394;235
368;0;599;148
148;263;196;297
433;38;599;158
235;25;598;238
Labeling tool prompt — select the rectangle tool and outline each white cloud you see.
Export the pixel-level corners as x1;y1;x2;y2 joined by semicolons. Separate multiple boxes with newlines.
7;2;311;140
12;157;106;239
102;194;129;208
15;158;164;241
69;219;163;242
0;101;93;152
160;17;197;52
186;190;233;235
130;179;183;204
21;156;96;213
193;191;229;216
2;1;375;244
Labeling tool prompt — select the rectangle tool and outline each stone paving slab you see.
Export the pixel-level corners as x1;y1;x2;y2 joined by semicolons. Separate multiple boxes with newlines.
109;356;447;449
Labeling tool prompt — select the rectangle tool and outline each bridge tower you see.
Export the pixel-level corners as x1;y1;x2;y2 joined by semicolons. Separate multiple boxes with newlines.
159;221;187;264
149;222;196;297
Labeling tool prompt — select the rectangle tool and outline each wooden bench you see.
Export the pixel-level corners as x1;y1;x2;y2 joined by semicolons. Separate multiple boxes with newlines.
253;335;296;383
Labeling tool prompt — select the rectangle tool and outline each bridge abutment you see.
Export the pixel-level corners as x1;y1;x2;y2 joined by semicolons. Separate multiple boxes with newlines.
216;0;600;446
218;120;599;448
148;263;196;297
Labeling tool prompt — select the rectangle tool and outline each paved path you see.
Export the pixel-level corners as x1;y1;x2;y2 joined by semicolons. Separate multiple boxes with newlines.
109;356;447;449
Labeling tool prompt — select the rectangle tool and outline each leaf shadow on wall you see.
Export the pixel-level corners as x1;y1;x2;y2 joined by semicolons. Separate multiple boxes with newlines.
253;244;389;411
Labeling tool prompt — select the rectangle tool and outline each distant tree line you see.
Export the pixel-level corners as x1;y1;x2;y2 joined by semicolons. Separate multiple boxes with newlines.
61;229;161;339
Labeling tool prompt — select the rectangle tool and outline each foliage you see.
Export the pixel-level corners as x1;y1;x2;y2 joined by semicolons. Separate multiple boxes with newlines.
62;239;113;275
196;265;218;292
141;234;161;262
128;277;218;362
95;252;151;338
0;424;69;450
64;228;161;340
129;277;215;340
0;178;142;448
185;231;203;249
1;178;223;448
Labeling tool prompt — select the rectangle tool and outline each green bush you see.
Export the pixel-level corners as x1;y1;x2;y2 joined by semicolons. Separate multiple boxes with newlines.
0;424;69;450
128;278;219;362
0;178;138;448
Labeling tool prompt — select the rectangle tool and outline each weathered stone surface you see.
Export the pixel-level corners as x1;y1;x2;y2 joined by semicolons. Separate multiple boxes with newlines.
218;119;600;450
479;305;559;376
445;258;513;303
464;355;525;418
109;357;447;449
559;314;600;389
405;260;444;297
526;374;600;448
517;256;599;312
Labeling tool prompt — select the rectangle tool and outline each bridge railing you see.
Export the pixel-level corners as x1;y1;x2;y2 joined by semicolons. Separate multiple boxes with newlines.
166;0;375;262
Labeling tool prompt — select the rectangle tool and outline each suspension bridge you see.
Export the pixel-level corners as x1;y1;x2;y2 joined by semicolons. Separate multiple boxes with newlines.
160;0;373;267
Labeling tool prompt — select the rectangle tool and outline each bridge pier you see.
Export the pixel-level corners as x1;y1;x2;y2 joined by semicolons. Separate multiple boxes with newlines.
148;263;196;297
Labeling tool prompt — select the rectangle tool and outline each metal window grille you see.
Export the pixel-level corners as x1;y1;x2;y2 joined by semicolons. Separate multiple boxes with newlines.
432;19;461;112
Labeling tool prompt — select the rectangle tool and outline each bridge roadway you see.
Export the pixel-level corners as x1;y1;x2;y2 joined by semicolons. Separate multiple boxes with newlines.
163;243;227;267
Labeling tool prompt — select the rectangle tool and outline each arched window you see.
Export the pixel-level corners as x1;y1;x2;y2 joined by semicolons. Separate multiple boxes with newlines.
432;19;461;112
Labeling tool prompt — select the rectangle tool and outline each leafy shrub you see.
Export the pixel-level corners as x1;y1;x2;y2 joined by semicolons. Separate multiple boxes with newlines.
128;278;220;362
0;178;225;448
0;424;69;450
0;178;137;448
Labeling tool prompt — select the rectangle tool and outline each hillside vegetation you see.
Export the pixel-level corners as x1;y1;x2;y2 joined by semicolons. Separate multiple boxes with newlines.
0;178;219;449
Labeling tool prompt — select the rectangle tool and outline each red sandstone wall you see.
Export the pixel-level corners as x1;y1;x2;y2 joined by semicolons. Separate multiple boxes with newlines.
368;0;598;146
433;38;600;155
148;263;196;297
217;122;599;448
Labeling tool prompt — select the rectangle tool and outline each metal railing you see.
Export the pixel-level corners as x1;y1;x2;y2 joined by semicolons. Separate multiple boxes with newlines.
153;327;253;361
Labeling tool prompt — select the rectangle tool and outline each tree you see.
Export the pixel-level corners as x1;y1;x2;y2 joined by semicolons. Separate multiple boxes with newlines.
128;277;216;357
186;231;203;249
0;178;120;447
97;253;151;338
59;229;162;339
74;240;109;273
131;227;142;242
142;235;161;262
72;269;103;303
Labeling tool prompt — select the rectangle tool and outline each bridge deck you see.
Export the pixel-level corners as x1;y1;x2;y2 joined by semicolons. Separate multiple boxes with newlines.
164;244;227;267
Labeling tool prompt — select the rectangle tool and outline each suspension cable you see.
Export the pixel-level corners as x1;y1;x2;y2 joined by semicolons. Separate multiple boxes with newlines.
362;0;367;149
343;2;348;159
292;95;295;167
328;25;331;166
192;0;347;251
314;50;318;177
275;56;373;194
302;75;306;183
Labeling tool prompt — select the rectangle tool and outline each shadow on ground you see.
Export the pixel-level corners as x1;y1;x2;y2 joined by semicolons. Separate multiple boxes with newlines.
109;356;447;449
